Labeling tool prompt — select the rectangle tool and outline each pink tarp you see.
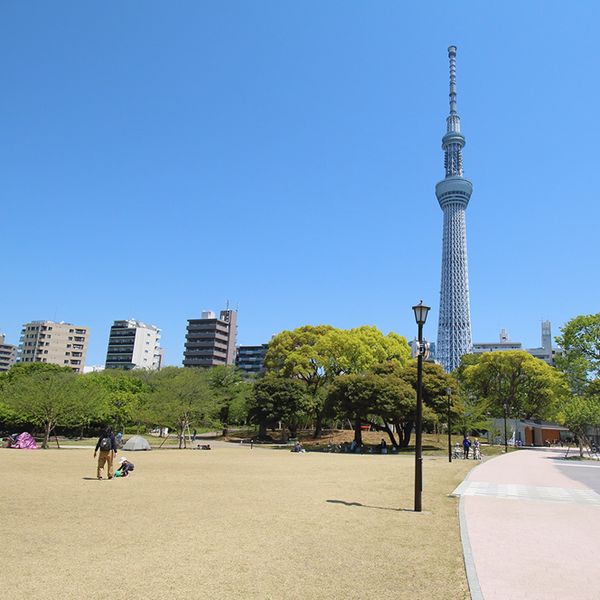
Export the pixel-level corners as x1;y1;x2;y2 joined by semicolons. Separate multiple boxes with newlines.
12;432;37;449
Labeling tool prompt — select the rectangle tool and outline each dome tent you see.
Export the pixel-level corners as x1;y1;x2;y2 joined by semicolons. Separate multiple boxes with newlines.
122;435;151;451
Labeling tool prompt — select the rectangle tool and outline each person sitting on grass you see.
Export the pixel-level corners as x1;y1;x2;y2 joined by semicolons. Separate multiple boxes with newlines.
291;441;305;453
380;439;387;455
114;457;134;478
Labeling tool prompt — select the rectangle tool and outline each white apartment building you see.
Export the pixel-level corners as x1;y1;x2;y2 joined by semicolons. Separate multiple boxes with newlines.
472;321;556;365
105;319;162;370
18;321;89;373
0;334;17;371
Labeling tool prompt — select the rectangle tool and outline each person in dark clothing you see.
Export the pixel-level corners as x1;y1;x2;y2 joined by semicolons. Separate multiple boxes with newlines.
115;457;135;477
462;436;471;459
380;439;388;454
94;427;117;479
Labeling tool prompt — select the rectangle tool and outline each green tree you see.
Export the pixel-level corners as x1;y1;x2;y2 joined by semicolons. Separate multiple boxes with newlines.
459;351;567;422
373;360;458;446
265;325;410;437
206;366;252;435
264;325;333;437
2;364;80;448
326;371;418;447
555;313;600;394
81;370;148;432
146;367;216;448
249;375;311;440
559;395;600;457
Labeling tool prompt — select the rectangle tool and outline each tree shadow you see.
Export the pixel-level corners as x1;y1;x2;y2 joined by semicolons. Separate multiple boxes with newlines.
326;499;413;512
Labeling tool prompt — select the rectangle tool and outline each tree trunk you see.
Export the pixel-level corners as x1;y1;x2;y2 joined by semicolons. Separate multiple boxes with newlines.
289;423;298;438
354;418;363;445
281;428;289;443
43;422;52;449
401;421;413;448
393;421;405;447
258;421;267;439
382;422;399;448
313;410;323;439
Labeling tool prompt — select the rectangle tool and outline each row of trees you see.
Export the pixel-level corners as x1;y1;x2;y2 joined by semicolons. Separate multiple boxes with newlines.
252;324;566;447
2;314;599;451
0;363;250;448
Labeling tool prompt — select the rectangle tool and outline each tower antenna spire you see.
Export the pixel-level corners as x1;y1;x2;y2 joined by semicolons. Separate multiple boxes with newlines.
446;45;460;134
448;45;457;115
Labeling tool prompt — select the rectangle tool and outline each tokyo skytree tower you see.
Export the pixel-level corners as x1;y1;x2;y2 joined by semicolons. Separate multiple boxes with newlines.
436;46;473;372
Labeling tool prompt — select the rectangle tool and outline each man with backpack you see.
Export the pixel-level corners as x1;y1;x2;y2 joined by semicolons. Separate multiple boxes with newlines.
94;426;117;480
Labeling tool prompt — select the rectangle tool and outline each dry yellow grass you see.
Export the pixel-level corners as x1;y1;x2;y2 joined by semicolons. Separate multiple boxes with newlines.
0;447;473;600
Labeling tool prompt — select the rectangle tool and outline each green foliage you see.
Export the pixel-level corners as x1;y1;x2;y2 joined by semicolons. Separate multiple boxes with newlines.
327;370;424;447
81;370;148;430
265;324;411;436
206;366;252;431
316;327;411;376
458;351;567;421
145;367;217;446
249;375;311;438
395;360;458;414
450;395;492;437
556;313;600;394
2;368;81;447
560;395;600;435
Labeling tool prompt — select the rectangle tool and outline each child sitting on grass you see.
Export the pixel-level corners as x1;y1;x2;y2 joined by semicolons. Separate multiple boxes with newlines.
114;457;135;478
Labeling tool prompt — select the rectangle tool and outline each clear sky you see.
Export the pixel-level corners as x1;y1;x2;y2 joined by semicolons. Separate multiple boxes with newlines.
2;1;599;366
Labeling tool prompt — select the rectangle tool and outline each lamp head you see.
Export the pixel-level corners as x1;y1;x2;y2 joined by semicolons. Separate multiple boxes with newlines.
412;301;431;326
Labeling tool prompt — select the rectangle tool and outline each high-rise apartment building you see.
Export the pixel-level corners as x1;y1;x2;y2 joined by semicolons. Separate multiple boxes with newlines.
0;334;17;371
236;344;268;376
105;320;162;370
18;321;89;373
183;309;237;368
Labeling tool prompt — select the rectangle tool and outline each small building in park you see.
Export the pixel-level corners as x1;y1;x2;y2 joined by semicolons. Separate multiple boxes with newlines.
486;418;570;447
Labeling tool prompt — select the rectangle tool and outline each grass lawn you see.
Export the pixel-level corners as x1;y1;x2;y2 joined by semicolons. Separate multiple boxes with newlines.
0;446;474;600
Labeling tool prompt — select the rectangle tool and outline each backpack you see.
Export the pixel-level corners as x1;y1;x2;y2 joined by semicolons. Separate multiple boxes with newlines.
99;437;112;451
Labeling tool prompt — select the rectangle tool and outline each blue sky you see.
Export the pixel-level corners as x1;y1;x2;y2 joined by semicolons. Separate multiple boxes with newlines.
2;1;599;365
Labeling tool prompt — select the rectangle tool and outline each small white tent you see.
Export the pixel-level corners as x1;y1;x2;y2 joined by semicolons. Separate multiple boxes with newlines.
122;435;152;451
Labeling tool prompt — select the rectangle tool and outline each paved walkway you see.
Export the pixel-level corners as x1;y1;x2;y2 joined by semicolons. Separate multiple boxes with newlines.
453;449;600;600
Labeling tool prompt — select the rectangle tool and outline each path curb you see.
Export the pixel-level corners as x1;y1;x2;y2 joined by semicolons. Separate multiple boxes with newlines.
459;494;484;600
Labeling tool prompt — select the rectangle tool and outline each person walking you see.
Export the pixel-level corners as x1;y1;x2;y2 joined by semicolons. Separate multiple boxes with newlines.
462;435;471;459
94;426;117;480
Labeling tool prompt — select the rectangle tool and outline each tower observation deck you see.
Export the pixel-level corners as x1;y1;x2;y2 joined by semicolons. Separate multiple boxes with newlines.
436;46;473;372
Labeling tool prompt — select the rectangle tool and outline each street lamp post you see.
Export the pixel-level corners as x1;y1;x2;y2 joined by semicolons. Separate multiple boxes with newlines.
412;300;430;513
503;401;509;454
447;387;452;463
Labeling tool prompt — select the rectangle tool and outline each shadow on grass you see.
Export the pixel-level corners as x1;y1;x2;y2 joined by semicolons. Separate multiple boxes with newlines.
81;477;100;480
326;499;414;512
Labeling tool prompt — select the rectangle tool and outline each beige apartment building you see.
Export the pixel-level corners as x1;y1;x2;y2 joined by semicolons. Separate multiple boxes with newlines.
0;334;17;371
19;321;89;373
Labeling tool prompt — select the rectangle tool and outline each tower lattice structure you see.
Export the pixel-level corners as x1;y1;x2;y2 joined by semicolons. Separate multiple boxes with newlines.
436;46;473;372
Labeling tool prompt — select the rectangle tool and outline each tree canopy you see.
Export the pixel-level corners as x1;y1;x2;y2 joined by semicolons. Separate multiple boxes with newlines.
555;313;600;394
458;351;567;421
